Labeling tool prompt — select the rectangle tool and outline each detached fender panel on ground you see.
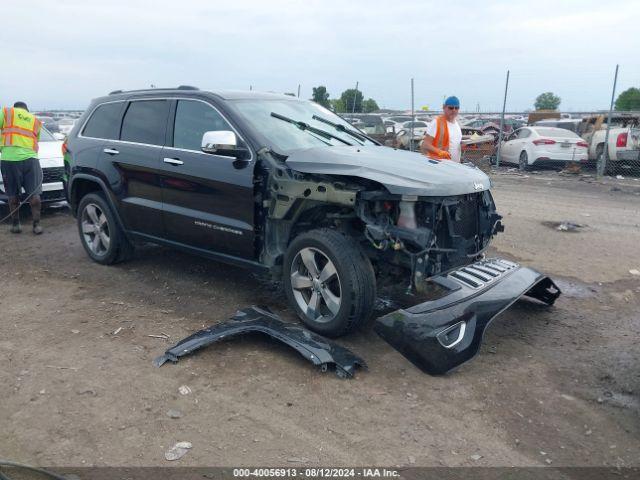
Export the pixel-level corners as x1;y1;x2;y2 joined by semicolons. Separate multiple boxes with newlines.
154;306;366;378
374;258;561;375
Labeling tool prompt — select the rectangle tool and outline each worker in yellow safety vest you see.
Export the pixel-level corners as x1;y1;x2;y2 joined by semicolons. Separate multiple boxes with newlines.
0;102;44;234
420;96;462;162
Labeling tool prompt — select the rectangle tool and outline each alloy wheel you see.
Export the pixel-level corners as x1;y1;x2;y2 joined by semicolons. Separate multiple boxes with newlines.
81;203;111;256
290;247;342;323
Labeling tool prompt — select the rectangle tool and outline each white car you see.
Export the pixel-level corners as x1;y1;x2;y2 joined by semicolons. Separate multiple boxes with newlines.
395;121;429;150
499;126;588;170
0;127;66;203
57;117;77;136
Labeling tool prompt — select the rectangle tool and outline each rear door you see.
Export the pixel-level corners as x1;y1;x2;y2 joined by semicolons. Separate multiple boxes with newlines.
105;99;171;237
159;98;255;259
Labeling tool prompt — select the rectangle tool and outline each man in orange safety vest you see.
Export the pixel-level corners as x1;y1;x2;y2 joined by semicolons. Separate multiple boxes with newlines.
420;96;462;162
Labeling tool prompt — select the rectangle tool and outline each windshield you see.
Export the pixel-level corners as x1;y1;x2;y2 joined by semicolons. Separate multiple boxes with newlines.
231;99;376;152
39;127;56;142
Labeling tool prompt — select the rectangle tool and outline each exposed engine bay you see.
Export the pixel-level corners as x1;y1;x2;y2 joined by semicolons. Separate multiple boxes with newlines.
356;189;504;286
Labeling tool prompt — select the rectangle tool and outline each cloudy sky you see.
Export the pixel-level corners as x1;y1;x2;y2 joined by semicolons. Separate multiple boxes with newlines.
2;0;638;112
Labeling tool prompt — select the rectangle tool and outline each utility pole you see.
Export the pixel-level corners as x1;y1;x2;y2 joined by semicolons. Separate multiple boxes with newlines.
352;81;359;114
597;64;619;178
297;84;301;98
495;70;510;168
410;78;415;152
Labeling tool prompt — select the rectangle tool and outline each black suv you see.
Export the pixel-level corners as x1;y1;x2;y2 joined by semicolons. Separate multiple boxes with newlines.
64;87;501;338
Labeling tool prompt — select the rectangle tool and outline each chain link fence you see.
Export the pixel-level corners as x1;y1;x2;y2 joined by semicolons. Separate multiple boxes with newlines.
385;110;640;177
454;111;640;176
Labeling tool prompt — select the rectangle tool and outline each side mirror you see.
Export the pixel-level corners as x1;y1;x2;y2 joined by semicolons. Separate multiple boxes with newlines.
53;132;65;141
201;131;250;159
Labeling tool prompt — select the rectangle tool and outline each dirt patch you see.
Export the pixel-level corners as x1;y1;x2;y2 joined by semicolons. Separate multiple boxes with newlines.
1;173;639;468
541;221;587;233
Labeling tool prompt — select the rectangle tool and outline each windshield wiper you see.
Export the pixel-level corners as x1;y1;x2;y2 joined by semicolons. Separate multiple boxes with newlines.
270;112;352;146
311;115;370;144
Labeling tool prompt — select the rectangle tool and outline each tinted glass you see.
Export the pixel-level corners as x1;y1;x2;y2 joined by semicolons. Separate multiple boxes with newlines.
82;102;122;139
120;100;169;145
516;129;530;139
173;100;233;151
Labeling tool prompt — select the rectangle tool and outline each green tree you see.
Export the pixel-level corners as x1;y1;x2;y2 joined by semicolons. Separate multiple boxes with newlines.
329;98;346;113
340;89;364;113
362;98;380;113
614;87;640;111
311;86;331;108
534;92;561;110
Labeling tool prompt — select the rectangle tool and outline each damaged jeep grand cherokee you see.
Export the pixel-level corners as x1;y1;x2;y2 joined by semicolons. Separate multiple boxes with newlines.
65;88;559;374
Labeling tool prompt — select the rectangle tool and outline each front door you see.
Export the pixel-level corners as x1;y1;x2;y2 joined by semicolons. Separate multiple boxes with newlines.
500;131;519;163
160;99;255;259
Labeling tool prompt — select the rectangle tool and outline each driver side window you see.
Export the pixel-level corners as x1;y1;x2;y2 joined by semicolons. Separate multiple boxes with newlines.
173;100;233;151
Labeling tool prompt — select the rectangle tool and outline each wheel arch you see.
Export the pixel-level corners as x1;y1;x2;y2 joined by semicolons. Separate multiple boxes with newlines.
262;201;358;273
69;174;129;238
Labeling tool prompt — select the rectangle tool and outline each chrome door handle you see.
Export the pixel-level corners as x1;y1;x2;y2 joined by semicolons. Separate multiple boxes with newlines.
163;158;184;165
103;148;119;155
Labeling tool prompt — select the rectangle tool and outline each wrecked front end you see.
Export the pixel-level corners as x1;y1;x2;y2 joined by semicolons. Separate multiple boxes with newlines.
258;146;560;374
356;188;504;287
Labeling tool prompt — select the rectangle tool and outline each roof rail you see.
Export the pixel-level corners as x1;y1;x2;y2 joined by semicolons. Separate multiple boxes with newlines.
108;86;199;95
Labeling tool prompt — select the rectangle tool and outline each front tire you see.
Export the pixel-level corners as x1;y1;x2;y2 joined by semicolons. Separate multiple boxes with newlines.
77;192;133;265
283;228;376;337
519;150;529;172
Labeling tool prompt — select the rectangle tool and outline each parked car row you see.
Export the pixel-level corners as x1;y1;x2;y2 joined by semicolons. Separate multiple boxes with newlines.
530;114;640;172
34;112;83;139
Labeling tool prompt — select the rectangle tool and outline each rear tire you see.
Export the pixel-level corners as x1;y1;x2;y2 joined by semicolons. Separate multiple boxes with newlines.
77;192;133;265
283;228;376;337
519;150;529;172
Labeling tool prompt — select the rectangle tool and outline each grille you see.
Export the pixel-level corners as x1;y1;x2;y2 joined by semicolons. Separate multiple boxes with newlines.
452;194;479;238
42;166;64;183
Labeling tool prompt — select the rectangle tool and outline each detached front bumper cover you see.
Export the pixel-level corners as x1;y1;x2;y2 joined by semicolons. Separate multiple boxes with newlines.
154;306;366;378
374;258;561;375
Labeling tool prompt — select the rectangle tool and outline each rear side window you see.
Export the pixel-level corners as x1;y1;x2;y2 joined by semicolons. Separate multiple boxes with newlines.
120;100;170;145
82;102;123;139
516;129;531;139
173;100;233;151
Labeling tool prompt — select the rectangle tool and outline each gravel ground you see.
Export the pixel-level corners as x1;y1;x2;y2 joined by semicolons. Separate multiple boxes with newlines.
0;171;639;468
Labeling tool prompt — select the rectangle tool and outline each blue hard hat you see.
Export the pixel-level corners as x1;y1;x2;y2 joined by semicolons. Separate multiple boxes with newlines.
444;96;460;107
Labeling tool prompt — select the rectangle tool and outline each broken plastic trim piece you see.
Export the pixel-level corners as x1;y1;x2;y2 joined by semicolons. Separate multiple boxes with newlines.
153;306;366;378
374;258;561;375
